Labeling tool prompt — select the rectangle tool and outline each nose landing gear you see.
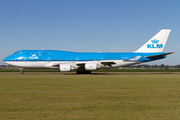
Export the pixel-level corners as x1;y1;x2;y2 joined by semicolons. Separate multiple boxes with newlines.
19;68;24;74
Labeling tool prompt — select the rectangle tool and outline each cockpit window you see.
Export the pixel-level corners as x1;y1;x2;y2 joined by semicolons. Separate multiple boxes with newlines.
14;52;19;54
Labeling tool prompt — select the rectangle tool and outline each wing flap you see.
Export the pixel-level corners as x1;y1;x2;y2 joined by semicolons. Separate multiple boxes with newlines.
101;62;116;66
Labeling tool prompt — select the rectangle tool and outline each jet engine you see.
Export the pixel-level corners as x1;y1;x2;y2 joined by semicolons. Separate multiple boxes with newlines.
85;63;98;71
59;64;75;72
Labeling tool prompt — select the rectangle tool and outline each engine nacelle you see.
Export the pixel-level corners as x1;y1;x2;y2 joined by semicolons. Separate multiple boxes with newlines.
59;65;75;72
85;63;97;71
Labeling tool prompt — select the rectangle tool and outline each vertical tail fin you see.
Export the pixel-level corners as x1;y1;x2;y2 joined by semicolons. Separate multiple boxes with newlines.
135;29;171;53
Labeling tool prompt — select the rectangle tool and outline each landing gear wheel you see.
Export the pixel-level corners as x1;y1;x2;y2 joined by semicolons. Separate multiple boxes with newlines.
76;71;81;74
84;71;91;74
76;69;91;74
20;71;24;74
19;68;24;74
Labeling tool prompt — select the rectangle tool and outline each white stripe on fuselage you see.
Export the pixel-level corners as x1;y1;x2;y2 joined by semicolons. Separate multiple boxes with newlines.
4;60;140;69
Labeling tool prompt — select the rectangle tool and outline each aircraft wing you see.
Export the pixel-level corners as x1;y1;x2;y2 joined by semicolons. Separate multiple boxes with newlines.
145;52;174;58
76;63;86;67
77;62;115;67
45;62;78;68
123;56;141;61
101;56;141;66
101;62;116;66
44;63;59;67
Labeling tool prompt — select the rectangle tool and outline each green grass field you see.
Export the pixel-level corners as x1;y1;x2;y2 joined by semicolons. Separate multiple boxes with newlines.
0;73;180;119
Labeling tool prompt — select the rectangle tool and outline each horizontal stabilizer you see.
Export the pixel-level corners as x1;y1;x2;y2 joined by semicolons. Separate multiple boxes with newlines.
145;52;174;58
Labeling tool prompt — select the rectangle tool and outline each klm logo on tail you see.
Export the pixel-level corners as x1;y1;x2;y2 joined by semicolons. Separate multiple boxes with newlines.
147;39;163;49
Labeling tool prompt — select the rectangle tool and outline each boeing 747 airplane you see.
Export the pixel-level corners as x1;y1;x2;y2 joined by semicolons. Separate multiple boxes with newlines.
3;29;174;74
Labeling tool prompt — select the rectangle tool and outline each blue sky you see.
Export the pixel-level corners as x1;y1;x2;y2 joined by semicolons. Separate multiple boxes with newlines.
0;0;180;65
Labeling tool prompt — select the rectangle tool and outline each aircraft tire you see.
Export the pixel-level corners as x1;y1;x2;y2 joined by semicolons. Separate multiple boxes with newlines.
84;71;91;74
76;70;91;74
20;71;24;74
76;71;81;74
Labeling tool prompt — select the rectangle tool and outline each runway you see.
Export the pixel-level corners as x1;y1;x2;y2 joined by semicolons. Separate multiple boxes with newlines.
0;72;180;75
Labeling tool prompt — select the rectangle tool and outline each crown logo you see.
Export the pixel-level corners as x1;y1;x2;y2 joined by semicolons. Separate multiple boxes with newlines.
151;39;159;43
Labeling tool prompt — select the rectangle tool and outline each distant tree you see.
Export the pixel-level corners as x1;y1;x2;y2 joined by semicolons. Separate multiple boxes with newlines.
160;64;165;68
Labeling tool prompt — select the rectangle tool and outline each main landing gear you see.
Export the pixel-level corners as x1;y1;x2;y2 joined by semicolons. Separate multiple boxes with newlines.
76;68;91;74
19;68;24;74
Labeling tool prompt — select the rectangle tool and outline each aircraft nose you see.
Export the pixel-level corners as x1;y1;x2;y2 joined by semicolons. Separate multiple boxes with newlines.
3;57;8;61
3;55;15;65
3;57;9;64
3;55;12;62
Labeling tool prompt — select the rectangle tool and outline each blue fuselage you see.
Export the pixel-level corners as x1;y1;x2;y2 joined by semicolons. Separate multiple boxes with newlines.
3;50;166;62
